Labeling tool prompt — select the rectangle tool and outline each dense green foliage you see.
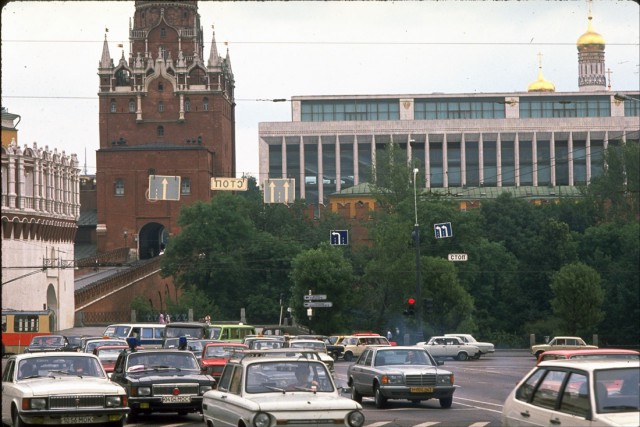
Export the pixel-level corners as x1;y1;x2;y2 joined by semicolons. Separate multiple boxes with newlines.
160;143;639;347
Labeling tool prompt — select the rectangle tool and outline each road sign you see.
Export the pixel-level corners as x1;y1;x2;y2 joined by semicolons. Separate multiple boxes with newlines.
330;230;348;245
148;175;181;201
303;301;333;308
304;294;327;301
448;253;469;262
211;177;248;191
264;178;296;204
434;222;453;239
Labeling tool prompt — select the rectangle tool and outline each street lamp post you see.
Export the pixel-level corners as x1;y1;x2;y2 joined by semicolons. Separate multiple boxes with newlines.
412;168;423;341
614;93;640;102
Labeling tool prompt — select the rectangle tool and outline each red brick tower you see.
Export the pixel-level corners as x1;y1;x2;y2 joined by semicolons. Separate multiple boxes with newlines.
96;0;235;258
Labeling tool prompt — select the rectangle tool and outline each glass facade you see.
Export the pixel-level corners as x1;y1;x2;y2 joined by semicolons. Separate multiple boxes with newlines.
520;96;610;118
415;98;506;119
301;100;400;122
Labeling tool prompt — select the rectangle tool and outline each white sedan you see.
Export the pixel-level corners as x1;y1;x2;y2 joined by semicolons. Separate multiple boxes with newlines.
202;356;365;427
418;336;482;361
1;352;129;427
502;359;639;426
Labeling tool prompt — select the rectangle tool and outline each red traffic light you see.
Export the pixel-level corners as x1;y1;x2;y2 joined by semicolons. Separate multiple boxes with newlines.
407;298;416;306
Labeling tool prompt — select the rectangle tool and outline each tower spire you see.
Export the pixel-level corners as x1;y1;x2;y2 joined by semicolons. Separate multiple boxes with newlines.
100;32;112;69
208;24;221;67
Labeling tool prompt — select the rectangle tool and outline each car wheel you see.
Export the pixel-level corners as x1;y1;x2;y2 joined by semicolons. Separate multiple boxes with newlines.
126;411;138;424
374;384;387;409
12;408;28;427
439;396;453;408
456;352;468;361
177;411;188;416
410;399;421;405
350;382;363;403
344;352;353;362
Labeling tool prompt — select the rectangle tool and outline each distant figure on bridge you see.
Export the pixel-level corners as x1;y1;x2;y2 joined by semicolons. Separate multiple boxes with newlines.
159;313;165;324
165;313;171;324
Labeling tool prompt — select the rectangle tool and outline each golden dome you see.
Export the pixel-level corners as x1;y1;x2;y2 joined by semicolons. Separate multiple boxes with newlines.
577;15;605;49
528;54;556;92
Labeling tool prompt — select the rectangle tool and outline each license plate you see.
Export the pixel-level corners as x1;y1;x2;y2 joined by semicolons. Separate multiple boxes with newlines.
61;416;94;424
410;387;433;393
161;395;192;403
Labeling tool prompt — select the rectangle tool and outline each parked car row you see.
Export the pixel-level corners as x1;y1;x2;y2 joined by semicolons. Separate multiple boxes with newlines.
4;330;637;427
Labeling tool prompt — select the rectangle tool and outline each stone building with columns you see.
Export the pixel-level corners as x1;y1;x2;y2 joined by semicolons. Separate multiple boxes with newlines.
258;8;639;210
1;109;81;331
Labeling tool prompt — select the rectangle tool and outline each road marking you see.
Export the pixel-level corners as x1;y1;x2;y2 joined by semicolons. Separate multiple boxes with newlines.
365;422;392;427
469;423;491;427
414;422;441;427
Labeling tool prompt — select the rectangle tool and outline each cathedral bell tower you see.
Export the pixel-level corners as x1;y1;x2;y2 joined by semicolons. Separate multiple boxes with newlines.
577;2;606;92
96;0;235;258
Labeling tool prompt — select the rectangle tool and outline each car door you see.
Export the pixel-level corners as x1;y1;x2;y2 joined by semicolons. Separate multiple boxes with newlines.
1;359;17;424
349;349;370;395
214;364;245;427
426;339;447;358
547;371;592;426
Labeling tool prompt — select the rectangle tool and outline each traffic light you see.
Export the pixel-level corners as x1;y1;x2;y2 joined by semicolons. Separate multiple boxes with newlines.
403;297;416;316
424;298;434;314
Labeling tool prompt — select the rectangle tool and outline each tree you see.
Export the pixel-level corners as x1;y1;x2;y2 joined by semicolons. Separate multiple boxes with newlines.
588;140;640;221
550;263;604;336
289;243;354;334
368;141;417;214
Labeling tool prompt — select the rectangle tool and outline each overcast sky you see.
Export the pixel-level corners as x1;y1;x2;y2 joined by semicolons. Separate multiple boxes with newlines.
2;0;639;178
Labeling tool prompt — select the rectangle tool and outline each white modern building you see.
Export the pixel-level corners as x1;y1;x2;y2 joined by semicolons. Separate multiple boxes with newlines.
258;10;639;207
1;108;81;331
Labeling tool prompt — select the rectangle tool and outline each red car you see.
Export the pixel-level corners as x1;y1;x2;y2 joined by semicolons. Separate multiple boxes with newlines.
200;342;248;379
536;348;639;365
93;345;130;375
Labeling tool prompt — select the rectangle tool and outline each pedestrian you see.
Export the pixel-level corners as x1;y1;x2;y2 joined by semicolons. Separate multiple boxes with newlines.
159;313;165;324
386;329;393;340
165;313;171;324
205;314;211;324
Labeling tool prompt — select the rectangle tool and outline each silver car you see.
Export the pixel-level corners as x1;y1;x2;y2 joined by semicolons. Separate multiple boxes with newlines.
347;346;458;409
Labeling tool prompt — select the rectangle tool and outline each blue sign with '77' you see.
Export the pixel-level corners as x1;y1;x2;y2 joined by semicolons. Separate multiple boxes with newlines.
434;222;452;239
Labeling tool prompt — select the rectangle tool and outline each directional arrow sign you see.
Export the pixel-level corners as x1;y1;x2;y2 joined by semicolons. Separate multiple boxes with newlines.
148;175;181;201
434;222;453;239
303;302;333;308
304;294;327;301
263;178;296;204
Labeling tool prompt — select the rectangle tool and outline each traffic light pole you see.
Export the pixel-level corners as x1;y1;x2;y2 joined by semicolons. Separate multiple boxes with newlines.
412;168;423;342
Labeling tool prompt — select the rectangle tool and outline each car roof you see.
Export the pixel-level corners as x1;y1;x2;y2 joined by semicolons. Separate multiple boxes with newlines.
537;359;640;370
236;355;328;365
541;348;639;356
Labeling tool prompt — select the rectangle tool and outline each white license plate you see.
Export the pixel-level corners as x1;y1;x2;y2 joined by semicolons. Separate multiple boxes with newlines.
161;395;192;403
61;416;94;424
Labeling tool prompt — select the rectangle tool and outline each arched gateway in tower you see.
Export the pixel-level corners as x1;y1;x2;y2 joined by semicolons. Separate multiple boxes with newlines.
96;0;236;257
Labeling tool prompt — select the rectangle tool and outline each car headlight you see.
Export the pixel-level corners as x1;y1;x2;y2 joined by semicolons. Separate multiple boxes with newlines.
135;386;151;396
253;411;271;427
437;374;453;385
23;398;47;410
199;385;213;394
105;396;122;407
347;410;365;427
381;375;404;385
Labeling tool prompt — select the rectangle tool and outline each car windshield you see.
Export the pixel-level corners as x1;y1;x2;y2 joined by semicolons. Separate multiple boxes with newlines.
594;367;639;413
205;346;243;359
31;336;63;346
126;352;200;372
245;360;334;393
290;341;324;351
375;349;434;366
96;348;126;362
17;356;105;379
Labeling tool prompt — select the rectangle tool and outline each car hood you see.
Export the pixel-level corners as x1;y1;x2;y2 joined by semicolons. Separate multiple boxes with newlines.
597;412;640;426
248;393;362;411
373;365;442;374
18;377;125;396
125;371;211;383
